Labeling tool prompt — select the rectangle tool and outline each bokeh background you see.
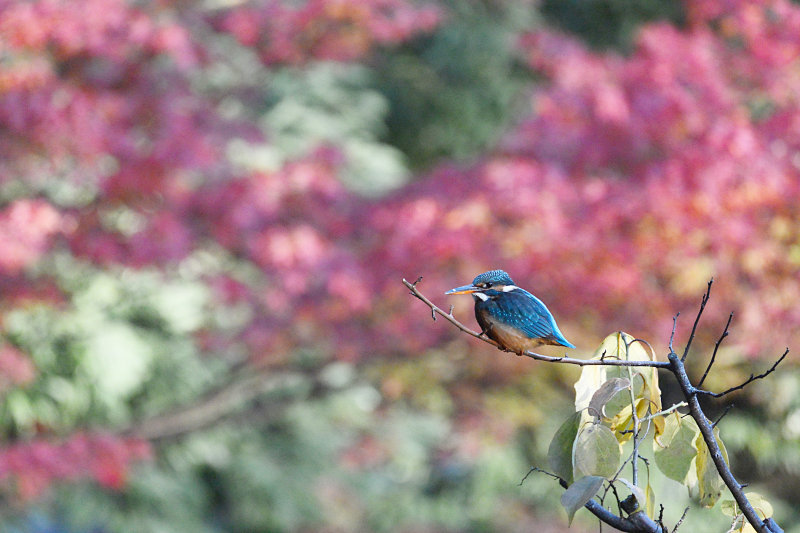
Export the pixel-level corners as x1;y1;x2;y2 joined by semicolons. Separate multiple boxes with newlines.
0;0;799;531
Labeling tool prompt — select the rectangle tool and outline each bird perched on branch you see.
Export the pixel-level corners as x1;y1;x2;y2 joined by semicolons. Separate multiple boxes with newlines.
445;269;575;354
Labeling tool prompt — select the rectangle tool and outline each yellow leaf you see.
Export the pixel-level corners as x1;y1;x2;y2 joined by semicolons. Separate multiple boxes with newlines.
652;414;666;446
610;398;650;444
645;482;656;518
693;426;729;508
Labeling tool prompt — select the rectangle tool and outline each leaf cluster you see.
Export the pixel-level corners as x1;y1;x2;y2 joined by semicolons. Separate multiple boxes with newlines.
546;332;734;527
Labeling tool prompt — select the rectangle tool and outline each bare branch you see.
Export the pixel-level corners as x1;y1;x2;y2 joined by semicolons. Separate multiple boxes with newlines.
698;311;733;388
667;349;772;532
402;278;670;369
696;348;789;398
519;466;560;486
120;368;322;442
681;279;713;363
643;402;687;422
668;313;680;354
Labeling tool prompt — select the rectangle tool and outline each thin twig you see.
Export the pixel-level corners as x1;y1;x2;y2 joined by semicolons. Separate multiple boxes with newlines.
698;312;733;388
519;466;561;485
671;507;689;533
626;348;641;486
712;404;735;428
681;279;713;363
403;278;670;369
608;481;624;516
642;402;687;422
669;313;680;354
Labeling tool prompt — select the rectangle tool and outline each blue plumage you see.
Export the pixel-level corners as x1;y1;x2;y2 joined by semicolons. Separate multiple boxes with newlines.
445;270;575;353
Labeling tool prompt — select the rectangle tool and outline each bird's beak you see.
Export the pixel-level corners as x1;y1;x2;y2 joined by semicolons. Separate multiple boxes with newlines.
445;284;480;295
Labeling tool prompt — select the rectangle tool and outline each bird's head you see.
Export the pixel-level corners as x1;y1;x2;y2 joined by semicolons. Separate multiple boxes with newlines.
445;270;516;296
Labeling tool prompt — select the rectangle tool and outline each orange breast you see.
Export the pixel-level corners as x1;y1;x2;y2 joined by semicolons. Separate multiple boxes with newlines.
487;322;547;353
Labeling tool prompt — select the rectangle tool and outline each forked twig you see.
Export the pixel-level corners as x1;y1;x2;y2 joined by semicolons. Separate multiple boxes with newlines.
681;279;713;362
696;348;789;398
698;311;733;388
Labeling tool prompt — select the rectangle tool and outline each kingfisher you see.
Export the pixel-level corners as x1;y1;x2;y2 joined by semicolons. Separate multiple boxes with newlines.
445;270;575;354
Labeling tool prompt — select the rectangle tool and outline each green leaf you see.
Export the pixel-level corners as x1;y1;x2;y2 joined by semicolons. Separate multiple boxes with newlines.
746;492;773;519
548;411;582;484
561;475;605;525
720;498;737;517
573;422;621;479
654;411;699;482
588;377;631;419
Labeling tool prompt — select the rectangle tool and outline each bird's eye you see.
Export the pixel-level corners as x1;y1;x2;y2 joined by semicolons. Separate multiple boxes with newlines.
484;282;492;288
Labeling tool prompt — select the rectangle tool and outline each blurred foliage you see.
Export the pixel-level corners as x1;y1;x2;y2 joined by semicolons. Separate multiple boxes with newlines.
1;259;217;436
373;2;537;170
260;63;411;195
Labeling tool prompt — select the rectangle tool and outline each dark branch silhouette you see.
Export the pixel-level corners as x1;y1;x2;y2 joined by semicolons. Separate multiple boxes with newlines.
681;279;713;362
695;349;789;398
698;311;733;388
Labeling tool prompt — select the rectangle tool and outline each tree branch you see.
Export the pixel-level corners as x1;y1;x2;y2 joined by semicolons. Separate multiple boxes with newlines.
667;350;774;532
522;468;666;533
697;311;733;388
681;279;712;362
120;368;323;442
695;348;789;398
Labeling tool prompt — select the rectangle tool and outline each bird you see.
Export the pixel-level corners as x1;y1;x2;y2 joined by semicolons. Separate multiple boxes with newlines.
445;269;575;354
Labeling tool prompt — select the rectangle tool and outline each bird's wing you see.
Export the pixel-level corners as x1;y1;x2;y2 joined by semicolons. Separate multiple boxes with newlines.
493;289;556;340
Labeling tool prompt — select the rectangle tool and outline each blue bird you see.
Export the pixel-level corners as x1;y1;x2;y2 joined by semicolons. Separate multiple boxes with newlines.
445;270;575;354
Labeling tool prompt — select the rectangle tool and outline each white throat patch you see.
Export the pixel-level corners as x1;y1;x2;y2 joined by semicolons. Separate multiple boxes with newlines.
473;292;490;301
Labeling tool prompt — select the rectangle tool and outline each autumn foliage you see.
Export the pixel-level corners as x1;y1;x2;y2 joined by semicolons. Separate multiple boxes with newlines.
0;0;798;526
